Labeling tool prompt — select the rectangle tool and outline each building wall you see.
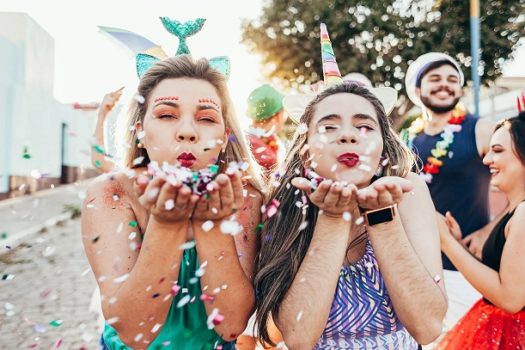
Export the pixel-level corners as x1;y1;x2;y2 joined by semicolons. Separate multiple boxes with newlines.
0;12;99;199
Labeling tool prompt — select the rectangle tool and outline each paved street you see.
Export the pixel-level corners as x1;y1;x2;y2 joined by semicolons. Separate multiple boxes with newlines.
0;218;101;349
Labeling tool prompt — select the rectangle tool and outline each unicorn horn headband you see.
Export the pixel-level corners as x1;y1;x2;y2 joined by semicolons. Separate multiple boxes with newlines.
283;23;398;122
320;23;343;86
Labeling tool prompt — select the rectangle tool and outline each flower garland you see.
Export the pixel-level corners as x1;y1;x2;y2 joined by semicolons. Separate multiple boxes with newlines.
401;105;467;183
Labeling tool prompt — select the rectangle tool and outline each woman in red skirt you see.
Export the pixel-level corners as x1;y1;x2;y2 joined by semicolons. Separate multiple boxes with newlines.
437;111;525;349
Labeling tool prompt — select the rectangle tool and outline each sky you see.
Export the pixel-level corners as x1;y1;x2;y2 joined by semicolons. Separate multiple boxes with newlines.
0;0;523;119
0;0;267;123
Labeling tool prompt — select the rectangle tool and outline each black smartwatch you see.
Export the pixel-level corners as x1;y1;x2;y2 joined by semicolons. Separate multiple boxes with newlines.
363;205;396;226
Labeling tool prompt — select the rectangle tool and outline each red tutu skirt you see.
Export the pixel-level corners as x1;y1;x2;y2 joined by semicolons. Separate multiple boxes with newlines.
436;299;525;350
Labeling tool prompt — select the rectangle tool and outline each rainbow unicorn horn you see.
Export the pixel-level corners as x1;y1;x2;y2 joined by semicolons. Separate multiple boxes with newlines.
320;23;343;86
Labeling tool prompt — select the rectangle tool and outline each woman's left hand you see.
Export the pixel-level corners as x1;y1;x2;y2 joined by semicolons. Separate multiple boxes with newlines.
357;176;413;210
191;171;245;221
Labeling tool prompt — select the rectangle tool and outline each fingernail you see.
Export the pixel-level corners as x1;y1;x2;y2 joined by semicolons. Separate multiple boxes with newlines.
137;175;149;185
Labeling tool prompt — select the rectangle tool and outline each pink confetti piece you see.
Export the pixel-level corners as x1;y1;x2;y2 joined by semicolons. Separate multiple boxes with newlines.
200;293;215;303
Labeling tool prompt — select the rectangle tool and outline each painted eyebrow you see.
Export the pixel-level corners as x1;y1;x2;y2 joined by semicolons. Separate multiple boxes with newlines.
154;96;179;103
196;104;220;113
154;101;179;108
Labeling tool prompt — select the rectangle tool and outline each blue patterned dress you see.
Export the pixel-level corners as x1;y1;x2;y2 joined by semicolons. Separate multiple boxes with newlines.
315;240;419;349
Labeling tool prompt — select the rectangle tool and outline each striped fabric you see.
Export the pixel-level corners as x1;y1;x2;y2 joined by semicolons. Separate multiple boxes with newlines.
315;240;418;350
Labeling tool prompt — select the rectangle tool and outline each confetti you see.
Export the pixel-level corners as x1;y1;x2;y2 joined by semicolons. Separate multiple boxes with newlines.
355;216;364;225
201;220;214;232
171;285;181;296
207;308;224;329
113;273;129;283
1;232;7;239
2;274;15;281
34;324;46;333
133;156;145;166
54;339;62;348
433;274;441;283
49;320;63;327
200;293;215;302
220;219;242;235
151;323;162;333
179;241;196;250
343;212;351;222
297;123;308;134
106;317;119;325
164;199;175;211
177;295;191;308
134;333;143;342
134;94;145;104
296;311;303;322
128;220;138;228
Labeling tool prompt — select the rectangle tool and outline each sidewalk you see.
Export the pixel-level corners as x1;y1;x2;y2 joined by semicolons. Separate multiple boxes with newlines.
0;180;101;349
0;180;94;248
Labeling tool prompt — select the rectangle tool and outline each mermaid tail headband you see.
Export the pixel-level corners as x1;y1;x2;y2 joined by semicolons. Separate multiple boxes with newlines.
99;18;230;79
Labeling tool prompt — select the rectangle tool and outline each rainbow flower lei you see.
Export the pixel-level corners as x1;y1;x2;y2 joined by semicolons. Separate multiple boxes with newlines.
401;105;467;183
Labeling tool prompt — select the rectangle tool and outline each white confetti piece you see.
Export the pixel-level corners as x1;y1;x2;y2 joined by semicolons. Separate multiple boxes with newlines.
220;220;242;235
330;164;338;172
355;216;364;225
296;311;303;321
201;220;214;232
151;323;162;333
164;199;175;211
106;317;119;325
113;273;129;284
132;156;145;166
128;232;136;240
343;212;351;222
134;94;145;104
177;295;191;308
297;123;308;134
180;241;196;250
134;333;143;342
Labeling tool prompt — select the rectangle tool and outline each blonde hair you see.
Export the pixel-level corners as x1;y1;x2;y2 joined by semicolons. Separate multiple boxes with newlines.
123;55;264;193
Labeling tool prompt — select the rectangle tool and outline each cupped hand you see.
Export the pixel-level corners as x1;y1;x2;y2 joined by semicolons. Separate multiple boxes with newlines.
137;175;199;223
192;171;244;221
356;176;413;210
292;177;358;218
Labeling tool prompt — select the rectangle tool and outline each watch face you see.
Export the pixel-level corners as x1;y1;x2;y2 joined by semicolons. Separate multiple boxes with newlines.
366;207;394;225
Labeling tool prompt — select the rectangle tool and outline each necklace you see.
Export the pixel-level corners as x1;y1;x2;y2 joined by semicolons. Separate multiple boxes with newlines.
401;105;467;184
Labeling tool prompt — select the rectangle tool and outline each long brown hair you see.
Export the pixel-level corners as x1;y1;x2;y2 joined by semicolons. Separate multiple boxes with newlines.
254;83;415;345
122;54;264;192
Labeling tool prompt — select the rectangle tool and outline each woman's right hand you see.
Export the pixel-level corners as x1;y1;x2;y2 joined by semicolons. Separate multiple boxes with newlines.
291;177;358;218
136;175;199;223
98;87;124;119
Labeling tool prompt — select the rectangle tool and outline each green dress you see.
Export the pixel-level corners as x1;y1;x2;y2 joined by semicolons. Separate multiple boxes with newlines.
102;245;234;349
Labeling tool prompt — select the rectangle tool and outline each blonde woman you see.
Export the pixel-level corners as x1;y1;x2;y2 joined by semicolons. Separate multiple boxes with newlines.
82;55;264;350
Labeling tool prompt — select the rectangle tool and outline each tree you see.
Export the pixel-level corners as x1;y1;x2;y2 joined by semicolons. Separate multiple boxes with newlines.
241;0;525;125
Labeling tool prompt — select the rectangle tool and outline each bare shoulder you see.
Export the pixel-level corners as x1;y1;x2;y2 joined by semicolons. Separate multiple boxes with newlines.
83;171;137;209
399;172;434;213
475;118;497;156
507;202;525;238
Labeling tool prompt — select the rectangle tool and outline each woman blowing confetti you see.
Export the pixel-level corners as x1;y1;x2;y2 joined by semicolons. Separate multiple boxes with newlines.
81;20;264;349
254;24;446;350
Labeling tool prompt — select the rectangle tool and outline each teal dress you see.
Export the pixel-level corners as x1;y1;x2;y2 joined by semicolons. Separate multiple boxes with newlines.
102;246;235;349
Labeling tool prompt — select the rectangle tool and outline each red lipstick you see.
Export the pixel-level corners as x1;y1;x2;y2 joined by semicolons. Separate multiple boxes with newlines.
177;152;196;168
337;152;360;168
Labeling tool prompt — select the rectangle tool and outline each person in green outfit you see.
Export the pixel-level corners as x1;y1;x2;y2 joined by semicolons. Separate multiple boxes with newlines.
81;53;264;349
245;84;287;172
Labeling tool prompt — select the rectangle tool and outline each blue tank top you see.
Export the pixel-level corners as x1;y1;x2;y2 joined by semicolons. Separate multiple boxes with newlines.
411;115;490;270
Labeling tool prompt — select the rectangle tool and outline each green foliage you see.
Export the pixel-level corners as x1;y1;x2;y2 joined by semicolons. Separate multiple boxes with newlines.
242;0;525;121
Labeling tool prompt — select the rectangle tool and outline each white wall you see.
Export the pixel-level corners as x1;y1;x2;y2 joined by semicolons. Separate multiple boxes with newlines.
0;12;99;194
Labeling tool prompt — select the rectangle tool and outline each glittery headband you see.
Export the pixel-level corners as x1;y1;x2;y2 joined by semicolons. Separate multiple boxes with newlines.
136;17;230;79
